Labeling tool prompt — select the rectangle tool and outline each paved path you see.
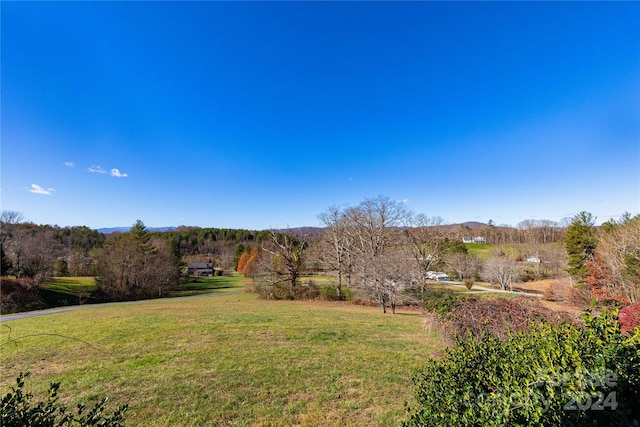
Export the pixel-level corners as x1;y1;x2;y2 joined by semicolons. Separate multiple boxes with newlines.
0;290;243;322
440;282;544;297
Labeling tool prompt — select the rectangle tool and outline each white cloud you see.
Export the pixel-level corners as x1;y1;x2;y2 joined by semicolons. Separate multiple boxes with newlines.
398;198;409;204
64;162;75;168
88;165;107;174
110;168;128;178
28;184;55;195
88;165;128;177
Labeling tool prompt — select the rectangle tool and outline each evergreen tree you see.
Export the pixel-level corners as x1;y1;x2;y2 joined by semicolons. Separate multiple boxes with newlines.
564;211;597;279
130;219;150;245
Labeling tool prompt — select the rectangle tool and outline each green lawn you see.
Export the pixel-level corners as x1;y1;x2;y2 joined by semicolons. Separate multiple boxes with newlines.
43;276;97;293
38;275;250;307
168;274;250;297
465;242;563;260
0;295;441;426
41;277;98;306
464;243;496;259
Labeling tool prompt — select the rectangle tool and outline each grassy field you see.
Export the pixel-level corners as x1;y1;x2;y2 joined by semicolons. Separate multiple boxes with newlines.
41;276;98;306
168;274;250;297
44;276;97;293
0;294;441;426
38;275;250;307
464;243;496;259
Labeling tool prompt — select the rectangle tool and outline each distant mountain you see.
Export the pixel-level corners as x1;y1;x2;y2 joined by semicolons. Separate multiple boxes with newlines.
96;222;500;235
97;226;177;234
270;226;324;236
459;221;487;229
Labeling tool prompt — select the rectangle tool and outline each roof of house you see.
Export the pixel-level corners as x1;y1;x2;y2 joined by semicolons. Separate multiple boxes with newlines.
188;262;212;269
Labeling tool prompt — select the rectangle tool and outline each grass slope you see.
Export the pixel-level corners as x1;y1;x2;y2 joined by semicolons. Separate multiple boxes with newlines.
41;277;98;307
0;294;440;426
168;275;250;297
38;275;250;308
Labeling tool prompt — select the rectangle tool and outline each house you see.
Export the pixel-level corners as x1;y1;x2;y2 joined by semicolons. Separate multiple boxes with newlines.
525;256;541;264
462;236;486;244
188;262;213;276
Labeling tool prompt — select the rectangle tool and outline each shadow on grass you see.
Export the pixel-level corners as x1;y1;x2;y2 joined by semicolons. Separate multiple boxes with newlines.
39;288;98;308
168;275;248;297
33;275;248;310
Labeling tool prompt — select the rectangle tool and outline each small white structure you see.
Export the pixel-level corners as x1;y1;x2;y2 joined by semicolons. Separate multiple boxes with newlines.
462;236;486;244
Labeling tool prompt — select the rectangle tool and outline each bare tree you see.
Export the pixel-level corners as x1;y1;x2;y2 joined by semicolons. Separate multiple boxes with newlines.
482;256;521;291
260;231;306;287
346;196;411;313
317;206;353;299
1;211;25;275
591;214;640;303
4;224;62;280
447;252;481;281
96;221;180;300
403;214;449;294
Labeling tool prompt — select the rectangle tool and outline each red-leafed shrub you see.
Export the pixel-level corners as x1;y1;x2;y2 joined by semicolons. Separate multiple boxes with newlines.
619;303;640;333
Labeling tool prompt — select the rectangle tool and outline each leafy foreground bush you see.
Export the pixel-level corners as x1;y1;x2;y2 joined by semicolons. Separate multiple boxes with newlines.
405;310;640;427
1;372;128;427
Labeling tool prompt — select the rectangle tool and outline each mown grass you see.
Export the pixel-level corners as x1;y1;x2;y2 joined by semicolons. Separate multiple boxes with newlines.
0;294;441;426
41;276;98;306
464;243;495;259
169;274;250;297
465;242;563;260
37;275;250;308
44;276;97;293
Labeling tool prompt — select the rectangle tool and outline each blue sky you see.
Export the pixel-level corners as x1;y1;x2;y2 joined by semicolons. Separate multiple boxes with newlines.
2;1;639;230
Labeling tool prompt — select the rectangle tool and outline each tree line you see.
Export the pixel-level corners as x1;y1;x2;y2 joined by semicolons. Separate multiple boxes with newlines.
233;196;559;312
235;197;638;313
2;201;638;310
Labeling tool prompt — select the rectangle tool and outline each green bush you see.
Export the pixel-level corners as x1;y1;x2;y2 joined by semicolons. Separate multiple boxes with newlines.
463;279;474;290
1;372;128;426
404;310;640;427
321;284;352;301
422;290;468;319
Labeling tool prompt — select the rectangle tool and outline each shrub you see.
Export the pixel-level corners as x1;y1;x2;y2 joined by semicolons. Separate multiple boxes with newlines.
0;277;45;313
567;285;593;308
253;282;321;301
463;279;474;290
619;303;640;333
422;290;468;319
320;284;352;301
404;310;640;427
1;372;128;426
544;280;568;302
443;297;577;341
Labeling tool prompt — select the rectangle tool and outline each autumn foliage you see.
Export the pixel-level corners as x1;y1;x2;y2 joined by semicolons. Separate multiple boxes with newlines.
585;253;626;303
236;251;250;274
236;246;261;278
619;303;640;333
